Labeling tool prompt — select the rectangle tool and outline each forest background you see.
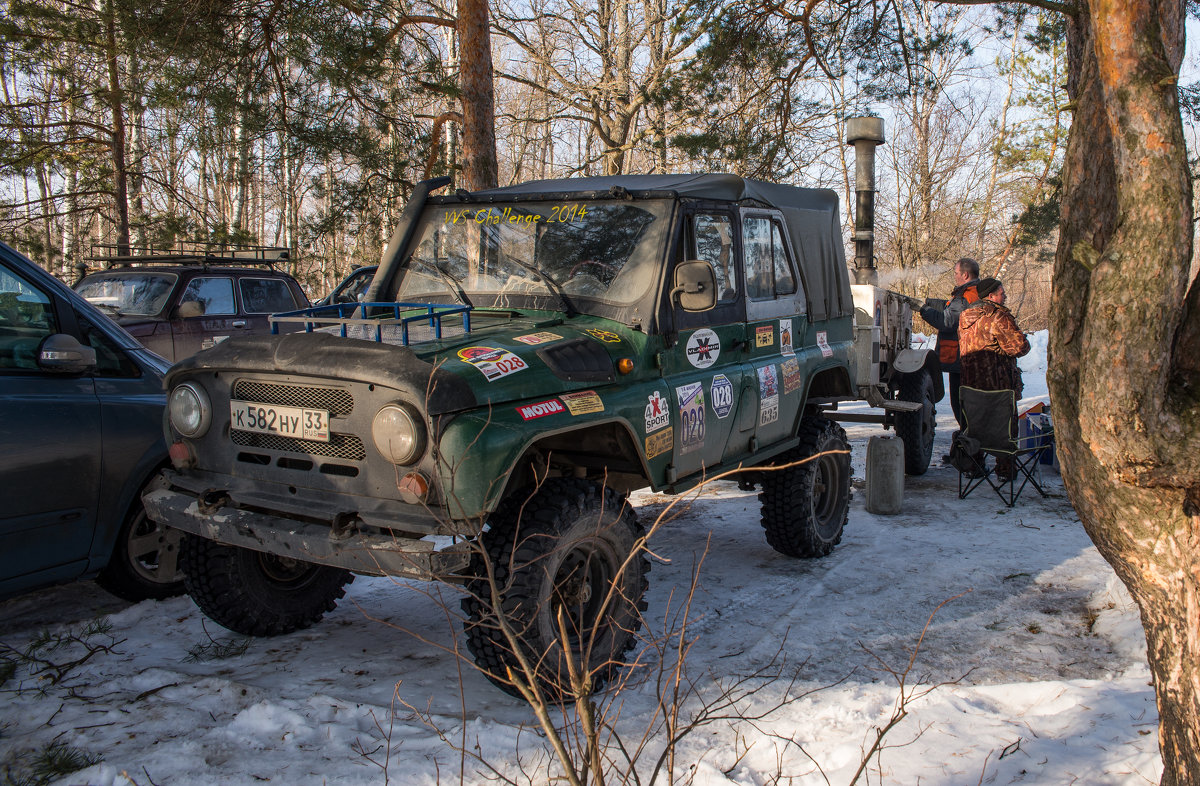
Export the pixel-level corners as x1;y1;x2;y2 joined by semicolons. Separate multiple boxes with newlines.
0;0;1195;320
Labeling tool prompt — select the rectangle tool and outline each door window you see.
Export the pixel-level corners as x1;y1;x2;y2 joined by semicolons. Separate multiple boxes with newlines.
179;277;235;316
743;217;797;300
692;214;737;302
240;277;299;314
0;264;58;370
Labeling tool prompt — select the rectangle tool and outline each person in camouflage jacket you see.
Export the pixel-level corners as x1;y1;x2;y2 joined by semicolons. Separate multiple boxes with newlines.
957;278;1030;394
957;278;1030;481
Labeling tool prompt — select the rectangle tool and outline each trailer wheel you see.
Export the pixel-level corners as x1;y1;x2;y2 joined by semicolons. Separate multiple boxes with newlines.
759;417;851;558
179;537;352;636
895;369;936;475
461;478;648;700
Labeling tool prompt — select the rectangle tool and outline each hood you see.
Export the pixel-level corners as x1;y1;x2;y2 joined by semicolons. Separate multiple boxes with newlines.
169;315;637;415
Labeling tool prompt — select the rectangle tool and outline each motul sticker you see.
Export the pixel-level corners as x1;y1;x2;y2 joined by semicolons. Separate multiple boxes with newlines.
781;358;802;395
676;382;705;454
780;319;795;356
755;325;774;348
457;346;528;380
816;330;832;358
686;328;720;368
513;332;562;345
516;399;566;420
585;328;622;344
644;390;670;433
560;390;604;415
710;374;733;419
646;427;673;459
758;364;779;426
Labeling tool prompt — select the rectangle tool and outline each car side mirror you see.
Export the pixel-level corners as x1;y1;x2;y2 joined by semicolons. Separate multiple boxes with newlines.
671;259;717;312
37;333;97;373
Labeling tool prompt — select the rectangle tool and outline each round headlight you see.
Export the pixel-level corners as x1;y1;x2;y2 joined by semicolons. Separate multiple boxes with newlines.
169;382;211;438
372;404;425;465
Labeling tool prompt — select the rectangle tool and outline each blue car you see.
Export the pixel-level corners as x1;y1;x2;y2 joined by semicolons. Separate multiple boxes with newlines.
0;240;182;600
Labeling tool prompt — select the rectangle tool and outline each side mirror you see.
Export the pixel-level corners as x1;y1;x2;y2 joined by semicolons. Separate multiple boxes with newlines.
37;333;97;373
671;259;717;313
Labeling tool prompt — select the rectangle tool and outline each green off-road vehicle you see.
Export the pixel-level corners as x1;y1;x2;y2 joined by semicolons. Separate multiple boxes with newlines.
144;161;941;695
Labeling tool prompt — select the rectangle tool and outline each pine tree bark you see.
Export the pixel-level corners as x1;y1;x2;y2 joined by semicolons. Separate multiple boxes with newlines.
457;0;497;190
1050;1;1200;783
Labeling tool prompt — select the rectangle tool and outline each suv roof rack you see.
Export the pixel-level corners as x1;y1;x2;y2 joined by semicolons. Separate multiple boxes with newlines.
88;242;290;269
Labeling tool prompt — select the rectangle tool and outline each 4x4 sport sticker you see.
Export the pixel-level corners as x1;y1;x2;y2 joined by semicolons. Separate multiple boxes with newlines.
457;346;528;380
644;390;670;433
685;328;720;368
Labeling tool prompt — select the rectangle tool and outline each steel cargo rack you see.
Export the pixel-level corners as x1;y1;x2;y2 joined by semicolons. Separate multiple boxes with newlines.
270;302;473;346
88;242;290;269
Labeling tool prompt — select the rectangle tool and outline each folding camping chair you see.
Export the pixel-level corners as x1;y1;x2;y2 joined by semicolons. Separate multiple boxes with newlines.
953;386;1054;506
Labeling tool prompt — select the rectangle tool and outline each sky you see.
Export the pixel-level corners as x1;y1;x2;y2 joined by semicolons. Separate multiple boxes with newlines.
0;331;1163;785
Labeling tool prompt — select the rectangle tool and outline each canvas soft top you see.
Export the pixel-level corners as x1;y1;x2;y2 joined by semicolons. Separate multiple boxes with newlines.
471;174;851;321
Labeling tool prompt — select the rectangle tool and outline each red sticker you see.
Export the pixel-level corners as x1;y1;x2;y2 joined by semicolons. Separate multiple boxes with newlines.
516;399;566;420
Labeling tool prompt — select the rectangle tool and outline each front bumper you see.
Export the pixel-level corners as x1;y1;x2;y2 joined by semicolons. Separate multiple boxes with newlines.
143;486;472;580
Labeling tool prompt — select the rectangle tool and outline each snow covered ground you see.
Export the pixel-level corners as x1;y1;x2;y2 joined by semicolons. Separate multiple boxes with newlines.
0;332;1163;785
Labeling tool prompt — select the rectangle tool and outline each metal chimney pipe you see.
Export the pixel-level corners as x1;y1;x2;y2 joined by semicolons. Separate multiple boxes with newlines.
845;116;886;286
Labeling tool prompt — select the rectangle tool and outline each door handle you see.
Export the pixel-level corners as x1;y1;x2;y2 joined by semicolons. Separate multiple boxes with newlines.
232;320;247;328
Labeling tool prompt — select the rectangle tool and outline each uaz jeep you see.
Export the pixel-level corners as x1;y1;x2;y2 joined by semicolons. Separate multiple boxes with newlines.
144;167;937;695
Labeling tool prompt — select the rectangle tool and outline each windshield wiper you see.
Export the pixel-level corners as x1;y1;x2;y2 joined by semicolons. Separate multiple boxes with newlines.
92;303;123;316
414;258;473;307
501;256;578;317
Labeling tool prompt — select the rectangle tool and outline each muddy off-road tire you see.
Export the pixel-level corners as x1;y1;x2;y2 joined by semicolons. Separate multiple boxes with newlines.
179;536;352;636
759;417;851;558
97;500;185;601
461;478;649;700
895;369;936;476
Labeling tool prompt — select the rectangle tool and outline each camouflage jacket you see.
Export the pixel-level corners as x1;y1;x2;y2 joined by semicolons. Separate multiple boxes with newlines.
958;300;1030;394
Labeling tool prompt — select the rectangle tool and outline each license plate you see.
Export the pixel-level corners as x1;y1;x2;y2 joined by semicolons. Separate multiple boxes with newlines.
229;400;330;442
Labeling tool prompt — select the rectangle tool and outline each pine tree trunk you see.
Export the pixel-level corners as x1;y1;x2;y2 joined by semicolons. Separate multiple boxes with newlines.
457;0;497;190
1051;2;1200;784
99;0;131;254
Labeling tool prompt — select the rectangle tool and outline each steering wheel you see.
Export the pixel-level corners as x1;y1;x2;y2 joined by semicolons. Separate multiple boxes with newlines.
568;259;617;279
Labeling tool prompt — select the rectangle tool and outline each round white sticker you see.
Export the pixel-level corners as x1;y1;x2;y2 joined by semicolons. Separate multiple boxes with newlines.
685;328;720;369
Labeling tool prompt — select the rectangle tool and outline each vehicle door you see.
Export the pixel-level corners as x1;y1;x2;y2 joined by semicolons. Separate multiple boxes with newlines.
238;276;306;336
171;275;237;358
740;209;807;448
0;256;101;594
662;208;745;482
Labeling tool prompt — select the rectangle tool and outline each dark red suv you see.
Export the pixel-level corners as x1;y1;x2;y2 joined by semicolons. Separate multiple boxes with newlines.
74;246;311;362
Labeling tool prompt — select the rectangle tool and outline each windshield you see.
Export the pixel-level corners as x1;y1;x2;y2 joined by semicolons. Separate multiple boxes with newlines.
75;272;178;316
394;199;673;309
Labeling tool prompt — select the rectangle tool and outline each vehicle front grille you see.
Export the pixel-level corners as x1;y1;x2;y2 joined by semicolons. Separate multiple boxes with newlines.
230;430;366;460
232;380;354;416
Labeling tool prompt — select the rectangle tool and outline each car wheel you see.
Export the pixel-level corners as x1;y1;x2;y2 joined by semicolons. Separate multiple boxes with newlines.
759;417;851;558
895;369;936;475
179;536;352;636
461;478;648;700
97;501;185;601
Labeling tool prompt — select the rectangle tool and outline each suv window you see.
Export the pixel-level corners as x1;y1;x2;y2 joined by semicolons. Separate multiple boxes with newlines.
692;214;737;302
180;277;235;316
743;216;797;300
0;264;57;371
240;277;299;314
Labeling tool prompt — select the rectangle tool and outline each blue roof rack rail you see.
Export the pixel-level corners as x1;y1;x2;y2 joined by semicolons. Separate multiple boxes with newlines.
270;302;472;346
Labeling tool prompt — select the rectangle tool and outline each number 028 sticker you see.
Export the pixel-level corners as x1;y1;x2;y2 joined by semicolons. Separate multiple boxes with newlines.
457;346;528;380
676;382;705;454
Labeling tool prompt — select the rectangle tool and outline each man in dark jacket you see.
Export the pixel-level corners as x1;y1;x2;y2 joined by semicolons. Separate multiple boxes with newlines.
918;257;980;431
